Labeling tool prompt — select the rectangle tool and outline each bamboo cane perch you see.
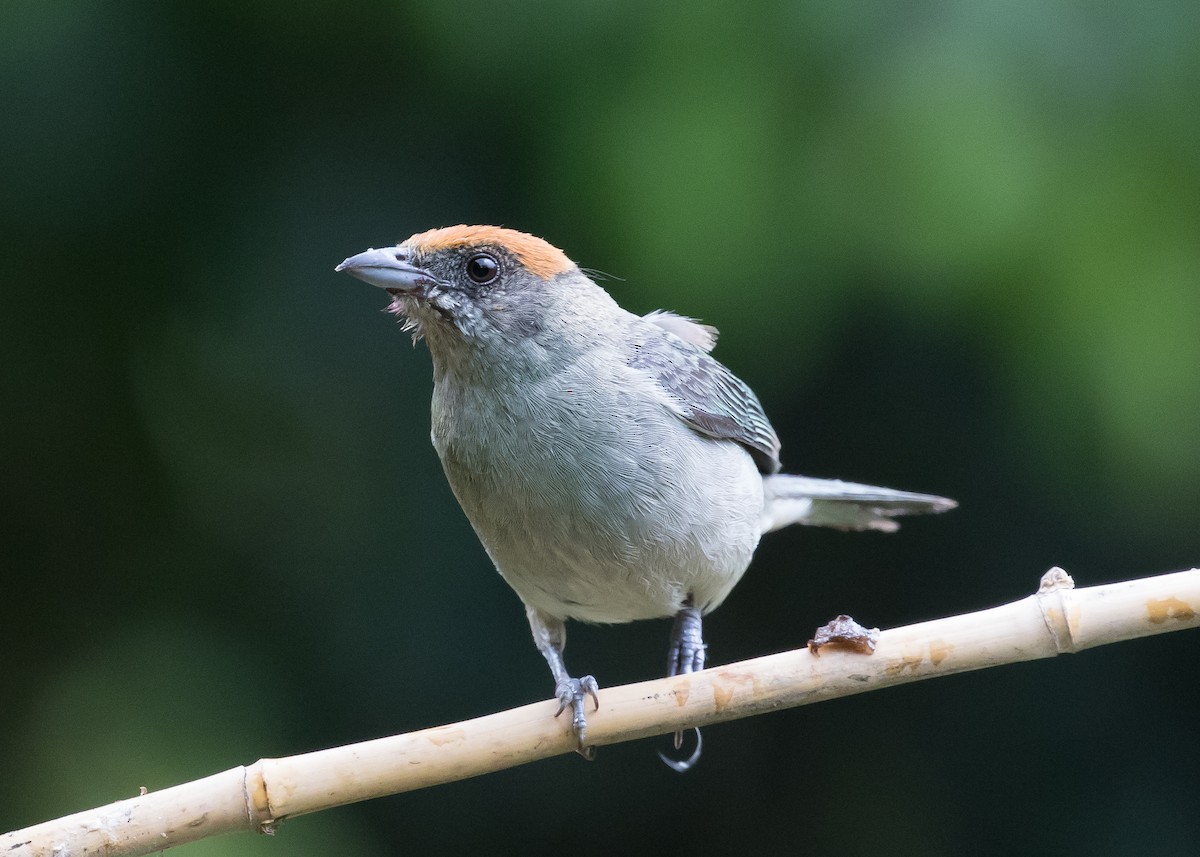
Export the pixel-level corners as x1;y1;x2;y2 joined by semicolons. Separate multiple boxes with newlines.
3;567;1198;857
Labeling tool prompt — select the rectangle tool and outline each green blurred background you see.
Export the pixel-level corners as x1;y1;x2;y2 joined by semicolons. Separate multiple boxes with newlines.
3;2;1198;854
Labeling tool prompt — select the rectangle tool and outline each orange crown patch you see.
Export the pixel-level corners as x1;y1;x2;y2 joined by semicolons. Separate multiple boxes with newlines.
404;225;574;280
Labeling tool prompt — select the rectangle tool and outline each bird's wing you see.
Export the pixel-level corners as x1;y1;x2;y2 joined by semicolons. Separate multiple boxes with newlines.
630;318;782;474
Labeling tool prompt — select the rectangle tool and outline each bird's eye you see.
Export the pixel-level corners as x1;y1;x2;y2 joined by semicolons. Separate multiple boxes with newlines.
466;253;499;285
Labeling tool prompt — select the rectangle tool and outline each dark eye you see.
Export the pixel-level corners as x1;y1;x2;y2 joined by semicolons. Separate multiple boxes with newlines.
466;253;499;285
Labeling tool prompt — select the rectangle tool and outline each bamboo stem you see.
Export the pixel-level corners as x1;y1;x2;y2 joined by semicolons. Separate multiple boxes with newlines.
4;567;1198;857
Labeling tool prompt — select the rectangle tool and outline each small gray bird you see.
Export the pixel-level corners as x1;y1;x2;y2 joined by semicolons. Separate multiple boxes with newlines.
337;225;954;766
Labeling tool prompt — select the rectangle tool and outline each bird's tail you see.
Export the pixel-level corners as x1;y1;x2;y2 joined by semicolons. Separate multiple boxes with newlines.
760;474;956;534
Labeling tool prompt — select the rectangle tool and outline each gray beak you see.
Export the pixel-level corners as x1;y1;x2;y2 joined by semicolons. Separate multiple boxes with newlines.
335;246;435;295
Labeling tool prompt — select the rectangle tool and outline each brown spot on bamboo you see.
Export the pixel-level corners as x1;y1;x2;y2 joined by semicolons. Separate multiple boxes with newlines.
673;680;690;706
929;639;953;666
1146;597;1196;624
884;654;924;676
712;684;735;713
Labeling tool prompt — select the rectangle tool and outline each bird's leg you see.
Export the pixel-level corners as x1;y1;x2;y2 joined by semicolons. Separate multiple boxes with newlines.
525;605;599;757
666;601;706;678
661;599;705;771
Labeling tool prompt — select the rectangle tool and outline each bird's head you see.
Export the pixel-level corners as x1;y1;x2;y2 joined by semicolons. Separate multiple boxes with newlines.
336;226;585;345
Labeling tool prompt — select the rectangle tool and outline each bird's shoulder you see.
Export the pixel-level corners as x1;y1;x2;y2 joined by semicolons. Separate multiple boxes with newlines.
626;310;781;474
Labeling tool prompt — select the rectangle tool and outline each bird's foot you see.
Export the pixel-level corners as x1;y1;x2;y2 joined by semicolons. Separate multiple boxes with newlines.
668;640;707;677
554;675;600;757
662;605;706;771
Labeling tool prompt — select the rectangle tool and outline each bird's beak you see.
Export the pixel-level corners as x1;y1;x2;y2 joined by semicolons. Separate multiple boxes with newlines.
335;246;435;296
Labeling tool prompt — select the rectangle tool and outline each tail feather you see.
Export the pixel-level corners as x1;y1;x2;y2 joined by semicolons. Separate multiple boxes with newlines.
761;474;956;534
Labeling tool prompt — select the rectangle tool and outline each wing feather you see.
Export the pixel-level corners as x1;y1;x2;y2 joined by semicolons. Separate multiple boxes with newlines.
629;319;781;474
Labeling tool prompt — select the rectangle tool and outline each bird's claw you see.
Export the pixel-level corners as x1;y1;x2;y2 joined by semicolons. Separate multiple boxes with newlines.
554;675;599;755
658;727;703;773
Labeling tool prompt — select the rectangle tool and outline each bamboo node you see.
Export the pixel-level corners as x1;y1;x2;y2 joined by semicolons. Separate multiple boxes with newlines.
1036;567;1078;653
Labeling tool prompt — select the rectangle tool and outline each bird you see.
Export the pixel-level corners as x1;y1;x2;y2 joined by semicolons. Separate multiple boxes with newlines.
336;225;954;768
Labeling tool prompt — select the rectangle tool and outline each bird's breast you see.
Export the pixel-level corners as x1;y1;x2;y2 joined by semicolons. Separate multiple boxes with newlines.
428;366;764;623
